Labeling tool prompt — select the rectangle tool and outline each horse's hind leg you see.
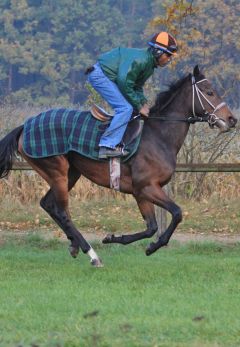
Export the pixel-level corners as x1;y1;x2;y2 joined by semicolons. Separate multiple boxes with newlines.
40;190;92;259
21;154;103;267
40;166;81;257
103;198;158;245
39;165;103;267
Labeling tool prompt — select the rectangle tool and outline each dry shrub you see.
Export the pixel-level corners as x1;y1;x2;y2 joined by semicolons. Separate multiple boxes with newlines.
171;171;240;200
0;104;43;135
1;169;239;204
173;115;240;199
0;171;124;204
210;172;240;199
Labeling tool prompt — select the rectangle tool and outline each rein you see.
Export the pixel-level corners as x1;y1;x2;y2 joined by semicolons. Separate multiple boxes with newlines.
147;115;208;124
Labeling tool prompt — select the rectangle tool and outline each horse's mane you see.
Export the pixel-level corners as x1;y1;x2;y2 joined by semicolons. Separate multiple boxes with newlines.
151;74;191;113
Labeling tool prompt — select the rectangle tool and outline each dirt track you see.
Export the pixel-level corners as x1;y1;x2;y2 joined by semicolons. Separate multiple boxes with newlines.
1;228;240;245
170;232;240;244
82;231;240;244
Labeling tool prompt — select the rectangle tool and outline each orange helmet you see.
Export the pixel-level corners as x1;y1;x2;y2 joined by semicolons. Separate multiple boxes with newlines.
148;32;178;56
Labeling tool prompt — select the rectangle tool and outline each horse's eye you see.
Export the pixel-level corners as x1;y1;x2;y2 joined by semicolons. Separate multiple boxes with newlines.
207;91;214;96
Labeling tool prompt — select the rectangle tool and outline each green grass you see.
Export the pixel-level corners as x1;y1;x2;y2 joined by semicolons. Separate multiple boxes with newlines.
0;197;145;233
1;235;240;347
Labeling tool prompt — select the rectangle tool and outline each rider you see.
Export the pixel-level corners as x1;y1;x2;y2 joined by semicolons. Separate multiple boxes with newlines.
86;32;178;159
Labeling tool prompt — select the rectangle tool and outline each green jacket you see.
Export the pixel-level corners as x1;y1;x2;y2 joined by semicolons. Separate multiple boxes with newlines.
98;47;157;110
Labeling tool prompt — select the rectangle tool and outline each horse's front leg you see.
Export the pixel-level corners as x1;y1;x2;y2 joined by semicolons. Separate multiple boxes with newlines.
141;185;182;256
102;198;158;245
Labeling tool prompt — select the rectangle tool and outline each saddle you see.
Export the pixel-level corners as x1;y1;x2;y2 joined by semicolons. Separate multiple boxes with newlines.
91;104;143;147
91;104;112;122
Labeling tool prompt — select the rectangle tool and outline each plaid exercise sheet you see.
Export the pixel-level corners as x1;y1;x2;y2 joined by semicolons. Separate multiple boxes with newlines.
22;108;141;162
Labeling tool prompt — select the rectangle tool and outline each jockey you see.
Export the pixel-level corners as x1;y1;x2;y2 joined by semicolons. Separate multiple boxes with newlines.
86;31;178;159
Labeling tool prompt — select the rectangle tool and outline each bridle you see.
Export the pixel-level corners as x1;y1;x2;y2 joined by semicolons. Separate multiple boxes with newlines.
191;76;227;127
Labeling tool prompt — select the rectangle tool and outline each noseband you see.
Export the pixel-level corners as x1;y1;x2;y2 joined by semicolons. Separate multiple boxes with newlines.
191;76;226;127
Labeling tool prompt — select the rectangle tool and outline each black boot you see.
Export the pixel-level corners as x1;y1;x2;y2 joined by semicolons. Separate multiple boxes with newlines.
98;146;129;159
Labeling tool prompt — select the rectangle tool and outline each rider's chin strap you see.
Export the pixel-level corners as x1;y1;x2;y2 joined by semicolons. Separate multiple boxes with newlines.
191;76;227;127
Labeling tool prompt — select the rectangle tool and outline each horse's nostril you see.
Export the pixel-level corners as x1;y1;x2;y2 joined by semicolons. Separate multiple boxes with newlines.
229;117;237;126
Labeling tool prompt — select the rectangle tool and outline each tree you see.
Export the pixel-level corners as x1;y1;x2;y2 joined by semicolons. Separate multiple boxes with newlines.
50;0;127;104
0;0;58;103
114;0;152;48
148;0;240;107
0;0;138;104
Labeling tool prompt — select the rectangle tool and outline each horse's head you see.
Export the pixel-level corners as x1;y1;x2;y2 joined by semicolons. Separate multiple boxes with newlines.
191;65;237;132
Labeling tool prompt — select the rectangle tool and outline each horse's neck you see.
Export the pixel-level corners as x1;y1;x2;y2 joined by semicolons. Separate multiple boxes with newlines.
147;88;191;157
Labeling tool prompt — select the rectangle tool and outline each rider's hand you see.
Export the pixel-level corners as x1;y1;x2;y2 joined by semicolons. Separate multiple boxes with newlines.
139;104;150;117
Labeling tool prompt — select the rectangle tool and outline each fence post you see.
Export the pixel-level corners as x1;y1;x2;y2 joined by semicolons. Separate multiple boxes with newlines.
155;185;170;236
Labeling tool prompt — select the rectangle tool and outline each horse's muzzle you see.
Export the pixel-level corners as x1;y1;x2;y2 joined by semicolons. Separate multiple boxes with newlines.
228;116;238;128
215;115;237;133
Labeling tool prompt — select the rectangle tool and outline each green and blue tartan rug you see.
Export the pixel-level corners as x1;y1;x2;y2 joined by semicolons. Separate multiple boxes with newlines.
22;108;142;162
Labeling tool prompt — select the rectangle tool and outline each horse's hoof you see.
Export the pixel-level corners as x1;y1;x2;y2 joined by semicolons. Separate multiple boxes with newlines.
102;234;114;244
145;248;152;256
145;242;157;256
69;246;79;258
146;240;168;255
91;258;104;268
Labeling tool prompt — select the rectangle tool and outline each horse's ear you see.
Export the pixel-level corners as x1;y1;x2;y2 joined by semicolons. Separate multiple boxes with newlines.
193;65;200;77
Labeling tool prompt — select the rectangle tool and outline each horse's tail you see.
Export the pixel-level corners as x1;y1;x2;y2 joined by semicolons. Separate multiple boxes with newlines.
0;125;24;179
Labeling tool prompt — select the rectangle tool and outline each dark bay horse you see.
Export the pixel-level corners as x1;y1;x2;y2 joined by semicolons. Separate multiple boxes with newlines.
0;66;237;267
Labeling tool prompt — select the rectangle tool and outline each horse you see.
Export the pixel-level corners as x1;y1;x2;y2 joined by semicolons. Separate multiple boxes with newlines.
0;66;237;267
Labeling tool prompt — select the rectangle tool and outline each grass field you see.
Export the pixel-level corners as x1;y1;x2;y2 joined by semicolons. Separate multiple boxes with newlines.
1;234;240;347
0;196;239;236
